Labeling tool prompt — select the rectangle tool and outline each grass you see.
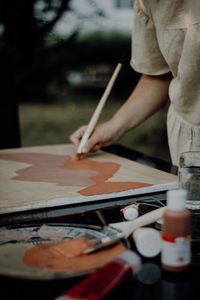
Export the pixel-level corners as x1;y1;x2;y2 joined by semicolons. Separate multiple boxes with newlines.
19;93;171;163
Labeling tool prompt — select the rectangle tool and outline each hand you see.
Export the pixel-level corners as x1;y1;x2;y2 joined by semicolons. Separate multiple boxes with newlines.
69;120;122;155
70;74;172;155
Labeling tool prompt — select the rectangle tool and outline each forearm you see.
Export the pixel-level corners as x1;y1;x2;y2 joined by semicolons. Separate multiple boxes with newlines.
111;73;172;136
70;73;172;154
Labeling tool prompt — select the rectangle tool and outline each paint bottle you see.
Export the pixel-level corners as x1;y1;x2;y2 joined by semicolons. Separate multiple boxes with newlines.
54;250;141;300
133;227;162;258
161;189;191;272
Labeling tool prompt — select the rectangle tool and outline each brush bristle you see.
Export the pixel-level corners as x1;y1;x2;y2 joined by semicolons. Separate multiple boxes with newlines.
71;153;84;162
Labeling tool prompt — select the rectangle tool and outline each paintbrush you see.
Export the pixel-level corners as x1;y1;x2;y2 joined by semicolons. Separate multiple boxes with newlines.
83;206;166;254
76;53;125;158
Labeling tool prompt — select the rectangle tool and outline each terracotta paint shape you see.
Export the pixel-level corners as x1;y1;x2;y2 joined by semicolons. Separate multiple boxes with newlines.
61;157;153;196
0;152;152;196
23;238;126;273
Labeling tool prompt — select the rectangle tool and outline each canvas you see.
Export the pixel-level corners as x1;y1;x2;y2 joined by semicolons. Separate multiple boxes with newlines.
0;144;178;214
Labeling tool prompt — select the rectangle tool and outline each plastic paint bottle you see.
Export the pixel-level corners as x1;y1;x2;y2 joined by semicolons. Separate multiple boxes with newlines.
133;227;162;258
161;189;191;272
54;250;141;300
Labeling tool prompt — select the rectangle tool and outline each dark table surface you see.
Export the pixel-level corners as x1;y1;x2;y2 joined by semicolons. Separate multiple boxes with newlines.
0;144;199;300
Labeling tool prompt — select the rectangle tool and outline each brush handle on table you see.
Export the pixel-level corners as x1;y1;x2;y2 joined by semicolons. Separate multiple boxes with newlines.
109;206;166;238
77;63;122;154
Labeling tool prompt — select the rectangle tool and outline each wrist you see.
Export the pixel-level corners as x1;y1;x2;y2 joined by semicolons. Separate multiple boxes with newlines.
110;114;129;138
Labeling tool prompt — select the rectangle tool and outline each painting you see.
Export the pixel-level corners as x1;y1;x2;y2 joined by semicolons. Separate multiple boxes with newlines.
0;144;178;214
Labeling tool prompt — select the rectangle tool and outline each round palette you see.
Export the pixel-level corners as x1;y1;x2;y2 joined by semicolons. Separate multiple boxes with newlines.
0;223;126;280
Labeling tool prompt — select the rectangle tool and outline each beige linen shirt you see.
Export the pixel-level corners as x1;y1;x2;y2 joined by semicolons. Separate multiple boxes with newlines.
130;0;200;165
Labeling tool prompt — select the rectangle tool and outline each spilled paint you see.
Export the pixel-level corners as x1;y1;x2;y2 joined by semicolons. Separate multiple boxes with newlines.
23;238;126;273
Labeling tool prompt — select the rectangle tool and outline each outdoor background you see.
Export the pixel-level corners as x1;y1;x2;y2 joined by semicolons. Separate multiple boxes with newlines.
0;0;170;162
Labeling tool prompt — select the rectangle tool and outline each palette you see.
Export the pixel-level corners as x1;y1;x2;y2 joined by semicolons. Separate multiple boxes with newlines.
0;223;126;280
0;144;178;214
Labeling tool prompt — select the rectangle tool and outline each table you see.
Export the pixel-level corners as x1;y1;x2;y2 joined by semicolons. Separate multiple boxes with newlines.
0;144;199;300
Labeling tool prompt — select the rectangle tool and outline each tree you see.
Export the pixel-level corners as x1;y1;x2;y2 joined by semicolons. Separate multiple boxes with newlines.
0;0;78;101
0;0;138;148
0;0;76;148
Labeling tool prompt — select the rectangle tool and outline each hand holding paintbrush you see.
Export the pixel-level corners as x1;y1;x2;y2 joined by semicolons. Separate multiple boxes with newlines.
73;54;125;159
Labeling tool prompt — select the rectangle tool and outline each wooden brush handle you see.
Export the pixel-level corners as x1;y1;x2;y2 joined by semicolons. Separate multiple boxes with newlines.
109;206;165;238
86;63;122;137
77;63;122;154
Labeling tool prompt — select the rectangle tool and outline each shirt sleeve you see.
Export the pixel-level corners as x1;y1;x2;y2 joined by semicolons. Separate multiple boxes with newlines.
130;0;170;75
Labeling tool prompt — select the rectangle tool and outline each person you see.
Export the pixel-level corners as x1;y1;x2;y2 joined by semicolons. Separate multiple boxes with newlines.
70;0;200;167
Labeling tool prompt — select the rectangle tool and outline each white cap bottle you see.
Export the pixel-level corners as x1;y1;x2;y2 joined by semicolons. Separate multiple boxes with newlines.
161;189;191;272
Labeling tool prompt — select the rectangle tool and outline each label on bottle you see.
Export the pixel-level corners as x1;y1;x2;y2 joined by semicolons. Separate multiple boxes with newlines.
161;234;191;267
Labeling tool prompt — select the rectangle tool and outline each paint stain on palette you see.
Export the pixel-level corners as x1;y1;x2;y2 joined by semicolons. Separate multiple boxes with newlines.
23;238;125;274
0;224;126;279
0;153;152;196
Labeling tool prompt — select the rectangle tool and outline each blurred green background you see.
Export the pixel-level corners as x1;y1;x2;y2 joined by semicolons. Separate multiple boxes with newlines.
0;0;170;162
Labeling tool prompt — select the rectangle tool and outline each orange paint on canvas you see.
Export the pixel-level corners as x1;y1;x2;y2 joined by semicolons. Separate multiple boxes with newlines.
61;158;153;196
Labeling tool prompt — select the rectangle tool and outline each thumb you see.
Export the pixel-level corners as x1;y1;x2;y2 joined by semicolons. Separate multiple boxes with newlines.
82;134;100;154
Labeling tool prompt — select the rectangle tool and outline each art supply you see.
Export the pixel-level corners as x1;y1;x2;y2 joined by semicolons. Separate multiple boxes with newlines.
0;144;178;215
0;223;127;279
85;206;166;254
155;218;163;231
121;204;139;221
161;189;191;272
179;151;200;209
0;209;166;274
0;209;165;280
95;210;107;226
132;228;162;258
179;151;200;264
54;250;141;300
77;55;124;155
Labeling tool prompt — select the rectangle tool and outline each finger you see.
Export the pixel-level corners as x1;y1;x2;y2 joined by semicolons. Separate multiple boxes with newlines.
69;135;80;148
70;126;87;148
90;144;102;153
82;133;101;153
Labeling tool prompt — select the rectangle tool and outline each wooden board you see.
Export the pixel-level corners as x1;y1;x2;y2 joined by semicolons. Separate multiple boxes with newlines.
0;144;178;214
